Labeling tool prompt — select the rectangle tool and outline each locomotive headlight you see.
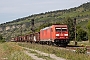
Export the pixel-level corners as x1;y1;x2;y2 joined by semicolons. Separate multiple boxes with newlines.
56;34;59;36
64;34;68;36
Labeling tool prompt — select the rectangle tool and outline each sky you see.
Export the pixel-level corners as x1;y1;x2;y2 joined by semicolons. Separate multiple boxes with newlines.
0;0;89;24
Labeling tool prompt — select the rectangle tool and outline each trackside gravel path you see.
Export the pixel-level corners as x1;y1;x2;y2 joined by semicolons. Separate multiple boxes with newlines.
24;51;46;60
22;47;66;60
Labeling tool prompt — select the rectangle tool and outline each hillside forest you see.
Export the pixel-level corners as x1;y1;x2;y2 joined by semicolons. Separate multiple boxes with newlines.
0;2;90;42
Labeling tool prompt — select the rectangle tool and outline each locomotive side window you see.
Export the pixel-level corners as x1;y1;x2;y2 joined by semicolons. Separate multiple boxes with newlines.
62;28;67;31
56;28;61;32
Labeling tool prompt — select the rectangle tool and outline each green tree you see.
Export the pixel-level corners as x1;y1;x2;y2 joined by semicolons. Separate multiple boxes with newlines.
87;20;90;42
0;35;3;40
77;28;88;41
63;17;75;40
0;34;5;42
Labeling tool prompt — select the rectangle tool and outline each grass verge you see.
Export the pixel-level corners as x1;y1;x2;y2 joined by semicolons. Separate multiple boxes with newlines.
0;42;33;60
18;42;90;60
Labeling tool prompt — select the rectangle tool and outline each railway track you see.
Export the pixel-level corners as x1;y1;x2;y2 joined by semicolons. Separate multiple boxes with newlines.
85;46;90;55
56;45;90;55
19;42;90;55
33;43;90;55
58;45;82;51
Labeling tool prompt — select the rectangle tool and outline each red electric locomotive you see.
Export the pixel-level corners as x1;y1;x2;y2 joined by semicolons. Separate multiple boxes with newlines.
40;24;69;45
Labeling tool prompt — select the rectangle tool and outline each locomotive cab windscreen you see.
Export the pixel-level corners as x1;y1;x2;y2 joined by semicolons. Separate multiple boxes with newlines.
55;28;61;32
62;28;67;32
55;27;67;32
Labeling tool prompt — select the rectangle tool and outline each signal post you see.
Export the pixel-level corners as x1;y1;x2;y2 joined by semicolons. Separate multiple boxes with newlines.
74;18;77;46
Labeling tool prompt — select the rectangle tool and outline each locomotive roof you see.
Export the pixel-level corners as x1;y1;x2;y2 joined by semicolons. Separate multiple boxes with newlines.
52;24;67;27
40;24;67;31
41;26;51;30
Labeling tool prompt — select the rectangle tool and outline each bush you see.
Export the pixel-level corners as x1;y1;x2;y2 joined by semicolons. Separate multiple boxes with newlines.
75;47;87;54
77;28;88;41
0;39;6;43
0;35;6;43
